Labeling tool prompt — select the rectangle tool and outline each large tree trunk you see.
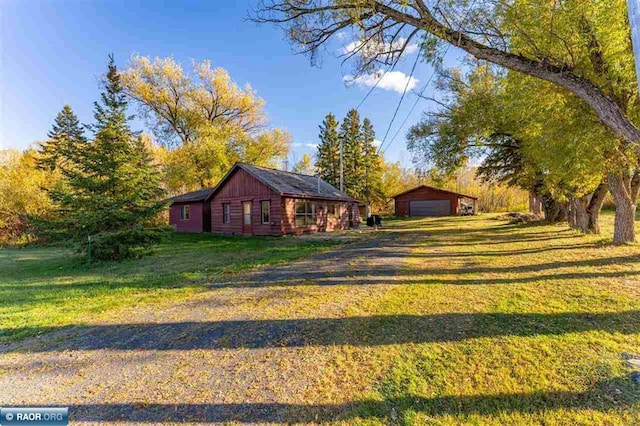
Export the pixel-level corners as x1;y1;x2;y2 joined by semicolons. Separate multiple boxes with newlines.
529;191;542;216
568;196;578;229
541;194;567;224
570;196;590;233
608;171;640;244
586;182;608;234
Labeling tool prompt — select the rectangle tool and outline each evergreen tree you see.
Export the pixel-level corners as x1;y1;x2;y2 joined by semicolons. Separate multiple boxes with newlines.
316;111;383;204
360;118;384;205
315;113;340;187
340;109;363;198
48;55;166;249
37;105;86;171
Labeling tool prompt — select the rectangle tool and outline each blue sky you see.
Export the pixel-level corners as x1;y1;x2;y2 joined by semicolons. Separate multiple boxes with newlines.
1;0;461;166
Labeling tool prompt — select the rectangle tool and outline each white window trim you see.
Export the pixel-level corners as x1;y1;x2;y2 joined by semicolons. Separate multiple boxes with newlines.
261;200;271;224
180;205;190;220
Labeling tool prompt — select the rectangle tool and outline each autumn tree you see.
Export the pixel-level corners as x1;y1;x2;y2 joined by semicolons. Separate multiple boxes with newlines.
292;153;316;175
0;149;53;243
408;64;621;232
378;160;421;212
254;0;640;243
121;56;290;190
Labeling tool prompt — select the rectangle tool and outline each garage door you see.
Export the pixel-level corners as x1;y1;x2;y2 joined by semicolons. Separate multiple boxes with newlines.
409;200;451;217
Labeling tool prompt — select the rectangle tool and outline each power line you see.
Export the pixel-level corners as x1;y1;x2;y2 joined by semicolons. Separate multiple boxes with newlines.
354;63;393;111
374;0;443;155
380;66;437;155
376;45;422;155
379;0;479;156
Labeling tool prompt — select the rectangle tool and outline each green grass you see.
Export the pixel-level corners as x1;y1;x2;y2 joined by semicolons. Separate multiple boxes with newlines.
328;212;640;424
0;232;343;342
2;213;639;424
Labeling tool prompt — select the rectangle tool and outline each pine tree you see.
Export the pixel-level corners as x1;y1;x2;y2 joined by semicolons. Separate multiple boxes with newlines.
340;109;364;198
315;113;340;187
47;55;166;251
360;118;383;205
37;105;86;171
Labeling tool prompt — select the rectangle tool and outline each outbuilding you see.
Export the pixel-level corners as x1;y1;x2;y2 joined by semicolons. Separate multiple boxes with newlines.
392;185;478;217
210;162;360;236
168;188;214;233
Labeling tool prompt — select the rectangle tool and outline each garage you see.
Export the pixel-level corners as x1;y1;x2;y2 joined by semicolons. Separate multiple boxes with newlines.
392;185;478;217
409;200;451;217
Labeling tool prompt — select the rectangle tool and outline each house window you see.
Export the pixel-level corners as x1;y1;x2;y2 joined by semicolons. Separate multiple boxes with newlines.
327;203;338;217
261;201;270;224
180;205;190;220
295;201;317;227
223;203;230;224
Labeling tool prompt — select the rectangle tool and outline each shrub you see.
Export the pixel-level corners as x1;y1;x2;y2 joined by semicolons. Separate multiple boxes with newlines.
88;226;171;262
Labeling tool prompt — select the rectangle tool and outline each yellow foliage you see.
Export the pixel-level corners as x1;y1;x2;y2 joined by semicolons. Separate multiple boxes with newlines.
121;55;289;190
0;149;55;243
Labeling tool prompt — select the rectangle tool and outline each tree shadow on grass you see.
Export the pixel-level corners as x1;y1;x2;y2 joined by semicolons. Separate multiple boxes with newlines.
65;377;638;423
5;310;639;352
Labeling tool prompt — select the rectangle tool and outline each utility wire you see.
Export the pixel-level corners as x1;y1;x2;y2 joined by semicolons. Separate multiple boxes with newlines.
374;0;443;155
354;63;393;111
378;0;479;156
375;44;423;155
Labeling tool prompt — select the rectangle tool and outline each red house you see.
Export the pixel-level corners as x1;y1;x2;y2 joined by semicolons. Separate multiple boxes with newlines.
392;185;478;217
168;188;214;233
169;162;360;235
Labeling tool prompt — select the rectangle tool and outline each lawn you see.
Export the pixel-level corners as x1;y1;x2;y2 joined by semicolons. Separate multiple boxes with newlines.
2;213;639;425
322;212;639;425
0;232;344;342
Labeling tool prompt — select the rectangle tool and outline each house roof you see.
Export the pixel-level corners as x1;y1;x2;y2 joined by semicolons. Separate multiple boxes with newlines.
169;187;215;203
217;162;355;201
391;185;478;200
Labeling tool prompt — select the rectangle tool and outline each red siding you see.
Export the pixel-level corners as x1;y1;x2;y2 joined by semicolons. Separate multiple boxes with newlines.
206;167;361;236
281;198;361;235
169;202;205;232
394;187;460;217
211;168;282;236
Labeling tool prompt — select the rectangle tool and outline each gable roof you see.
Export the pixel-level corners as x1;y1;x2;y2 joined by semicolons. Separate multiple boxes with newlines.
391;185;478;200
169;187;215;203
215;162;355;201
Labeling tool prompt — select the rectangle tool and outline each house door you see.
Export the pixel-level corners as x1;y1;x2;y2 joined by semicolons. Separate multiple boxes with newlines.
242;201;252;235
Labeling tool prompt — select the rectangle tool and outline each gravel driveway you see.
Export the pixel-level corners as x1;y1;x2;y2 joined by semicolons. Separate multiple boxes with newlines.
0;229;416;424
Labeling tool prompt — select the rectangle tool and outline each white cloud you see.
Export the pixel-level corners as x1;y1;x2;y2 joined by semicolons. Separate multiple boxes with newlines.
373;139;382;147
292;142;319;149
341;37;419;56
344;71;419;94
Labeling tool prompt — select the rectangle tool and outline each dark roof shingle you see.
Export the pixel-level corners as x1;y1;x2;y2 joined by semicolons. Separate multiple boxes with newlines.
236;163;354;201
169;188;215;203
